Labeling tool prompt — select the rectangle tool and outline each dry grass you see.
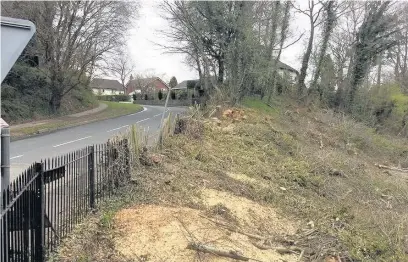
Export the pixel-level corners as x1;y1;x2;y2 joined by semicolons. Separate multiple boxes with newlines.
54;97;408;262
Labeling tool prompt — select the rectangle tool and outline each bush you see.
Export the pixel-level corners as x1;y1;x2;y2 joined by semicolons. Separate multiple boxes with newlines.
171;91;176;100
178;90;188;100
350;83;408;136
158;90;163;100
96;94;130;102
132;93;137;100
144;94;148;100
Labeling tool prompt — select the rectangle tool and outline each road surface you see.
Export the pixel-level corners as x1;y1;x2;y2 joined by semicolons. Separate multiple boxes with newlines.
10;105;186;181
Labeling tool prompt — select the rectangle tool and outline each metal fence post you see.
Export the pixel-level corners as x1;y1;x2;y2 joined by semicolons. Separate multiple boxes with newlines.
34;162;44;261
88;146;95;209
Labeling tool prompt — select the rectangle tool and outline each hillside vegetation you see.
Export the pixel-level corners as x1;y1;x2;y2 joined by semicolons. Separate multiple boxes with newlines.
1;63;98;124
55;97;408;262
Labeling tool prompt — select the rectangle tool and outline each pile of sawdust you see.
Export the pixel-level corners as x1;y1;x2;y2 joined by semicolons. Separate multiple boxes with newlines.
200;188;297;234
114;190;299;262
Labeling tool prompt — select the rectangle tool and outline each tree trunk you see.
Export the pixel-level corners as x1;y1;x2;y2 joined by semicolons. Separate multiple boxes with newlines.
49;91;63;113
297;16;314;95
311;1;335;96
377;52;382;86
218;57;224;84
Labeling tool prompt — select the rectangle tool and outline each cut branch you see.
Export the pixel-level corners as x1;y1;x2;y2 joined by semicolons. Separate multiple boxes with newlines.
375;163;408;173
187;242;251;261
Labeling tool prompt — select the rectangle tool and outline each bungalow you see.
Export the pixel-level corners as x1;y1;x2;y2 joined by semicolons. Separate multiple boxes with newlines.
126;77;169;96
90;78;125;95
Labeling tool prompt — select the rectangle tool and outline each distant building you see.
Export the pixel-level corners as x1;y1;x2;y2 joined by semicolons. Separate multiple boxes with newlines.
172;80;195;90
276;61;299;83
90;78;124;95
126;77;169;95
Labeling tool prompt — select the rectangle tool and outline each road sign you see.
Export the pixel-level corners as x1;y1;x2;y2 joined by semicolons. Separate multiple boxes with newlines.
1;16;36;83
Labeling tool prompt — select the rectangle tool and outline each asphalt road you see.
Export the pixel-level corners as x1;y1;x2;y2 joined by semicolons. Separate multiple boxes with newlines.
9;105;186;181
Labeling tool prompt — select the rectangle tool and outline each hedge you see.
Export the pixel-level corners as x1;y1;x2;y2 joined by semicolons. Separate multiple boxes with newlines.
96;94;130;102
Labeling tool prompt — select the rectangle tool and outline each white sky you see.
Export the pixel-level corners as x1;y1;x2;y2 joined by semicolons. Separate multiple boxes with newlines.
125;0;311;83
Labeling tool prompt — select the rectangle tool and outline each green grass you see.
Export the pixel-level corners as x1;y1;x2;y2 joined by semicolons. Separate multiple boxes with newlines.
11;102;143;139
242;97;281;115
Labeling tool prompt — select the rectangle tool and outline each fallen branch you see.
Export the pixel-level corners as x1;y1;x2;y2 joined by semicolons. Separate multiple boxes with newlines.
199;214;266;241
251;240;275;250
187;242;250;261
200;214;297;246
375;164;408;173
276;246;303;255
297;249;305;261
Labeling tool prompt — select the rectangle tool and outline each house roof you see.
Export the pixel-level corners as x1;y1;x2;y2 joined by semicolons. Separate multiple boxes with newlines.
126;77;169;94
173;80;190;90
90;78;123;91
277;61;298;75
173;79;203;90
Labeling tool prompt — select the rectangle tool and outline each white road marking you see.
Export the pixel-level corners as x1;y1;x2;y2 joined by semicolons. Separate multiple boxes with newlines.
107;125;129;133
53;136;92;148
127;106;147;116
10;155;23;160
136;118;150;123
153;109;170;118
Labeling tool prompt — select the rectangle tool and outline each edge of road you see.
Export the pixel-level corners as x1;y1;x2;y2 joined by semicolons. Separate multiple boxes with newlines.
10;106;147;142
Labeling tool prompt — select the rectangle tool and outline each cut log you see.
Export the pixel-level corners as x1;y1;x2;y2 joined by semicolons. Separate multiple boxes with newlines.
187;242;250;261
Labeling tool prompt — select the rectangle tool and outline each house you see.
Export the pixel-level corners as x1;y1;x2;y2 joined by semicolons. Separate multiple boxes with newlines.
277;61;298;83
126;77;169;95
90;78;125;95
172;80;195;90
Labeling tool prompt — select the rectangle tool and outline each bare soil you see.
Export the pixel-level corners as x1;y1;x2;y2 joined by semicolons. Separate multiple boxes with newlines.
114;189;299;262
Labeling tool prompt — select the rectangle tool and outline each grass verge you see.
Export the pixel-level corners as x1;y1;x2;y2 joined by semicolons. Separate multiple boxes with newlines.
11;102;143;140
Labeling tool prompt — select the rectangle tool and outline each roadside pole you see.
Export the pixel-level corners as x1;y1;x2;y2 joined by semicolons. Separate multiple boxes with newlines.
0;121;10;261
0;122;10;193
159;88;171;146
160;88;171;130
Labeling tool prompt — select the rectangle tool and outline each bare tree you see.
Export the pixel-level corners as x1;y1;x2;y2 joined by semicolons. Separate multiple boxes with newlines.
311;1;337;93
106;51;136;91
388;2;408;92
268;1;291;101
345;1;399;108
292;0;324;94
2;1;137;112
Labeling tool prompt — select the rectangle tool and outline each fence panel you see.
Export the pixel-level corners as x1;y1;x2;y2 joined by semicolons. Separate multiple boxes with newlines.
1;163;43;262
1;137;131;261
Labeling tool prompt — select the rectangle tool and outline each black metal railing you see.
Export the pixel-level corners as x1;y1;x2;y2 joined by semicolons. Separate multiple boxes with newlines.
1;138;130;262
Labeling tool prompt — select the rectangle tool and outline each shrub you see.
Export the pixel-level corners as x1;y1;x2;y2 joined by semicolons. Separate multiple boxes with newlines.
178;90;188;100
132;93;137;100
171;91;176;100
158;90;163;100
144;94;148;100
96;94;130;102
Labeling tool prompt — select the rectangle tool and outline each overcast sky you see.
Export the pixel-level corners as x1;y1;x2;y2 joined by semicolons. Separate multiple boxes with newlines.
125;0;311;83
